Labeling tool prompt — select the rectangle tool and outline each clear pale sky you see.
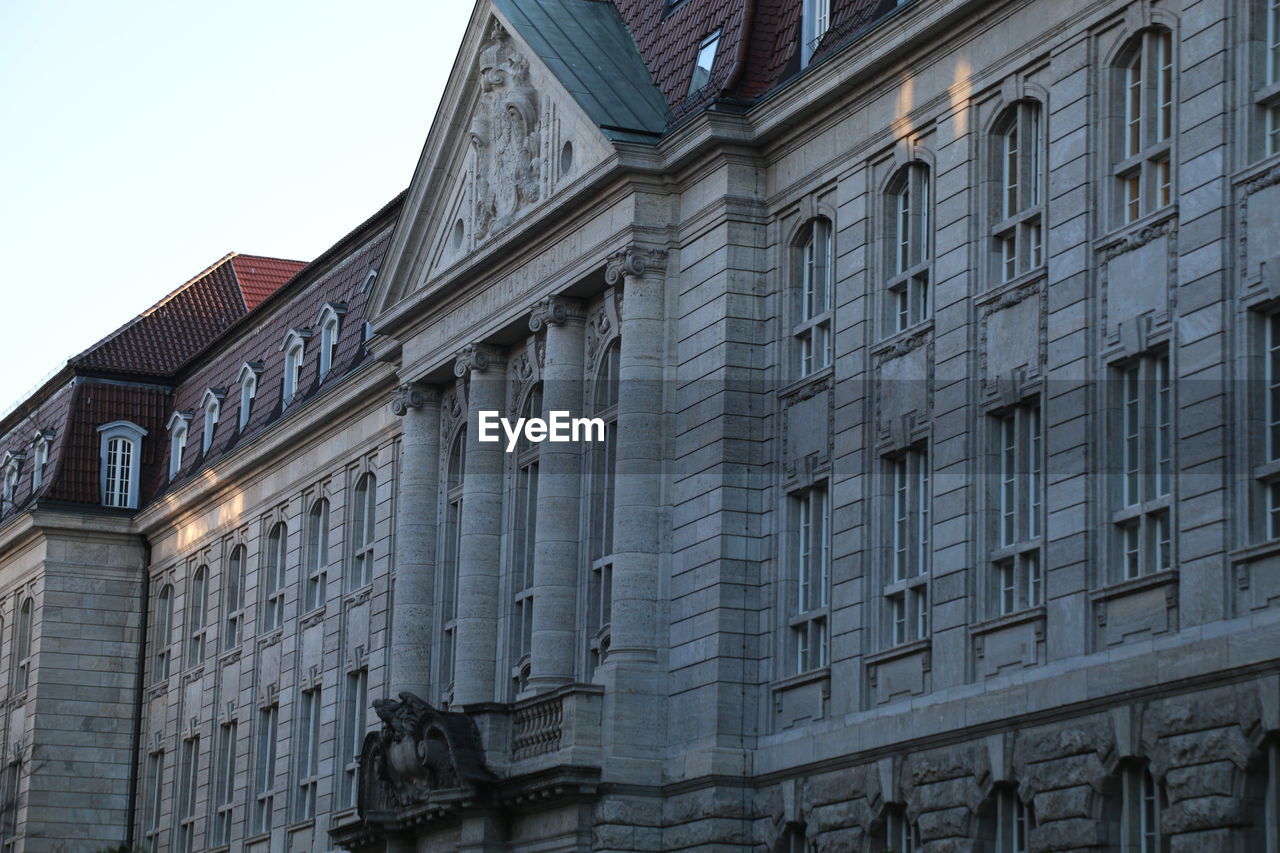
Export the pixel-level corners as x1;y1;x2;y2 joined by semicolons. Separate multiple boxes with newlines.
0;1;475;411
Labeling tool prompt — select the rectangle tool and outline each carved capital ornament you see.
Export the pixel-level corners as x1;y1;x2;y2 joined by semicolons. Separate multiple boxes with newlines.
389;383;440;417
604;246;668;286
453;343;505;378
528;295;587;332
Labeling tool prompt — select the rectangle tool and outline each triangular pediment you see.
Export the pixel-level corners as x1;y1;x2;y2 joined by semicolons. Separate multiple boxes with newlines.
370;0;669;319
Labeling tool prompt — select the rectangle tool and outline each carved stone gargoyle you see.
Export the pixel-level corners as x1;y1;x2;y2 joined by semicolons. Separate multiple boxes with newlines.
357;692;495;816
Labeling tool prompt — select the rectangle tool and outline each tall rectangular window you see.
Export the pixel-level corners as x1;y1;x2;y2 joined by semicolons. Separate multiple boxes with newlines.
186;566;209;669
796;218;834;376
992;101;1045;282
801;0;831;65
263;523;287;631
1264;314;1280;539
144;749;165;852
252;704;278;835
176;736;199;853
887;163;932;333
305;499;329;611
1114;355;1173;579
992;404;1044;615
510;387;541;695
340;669;367;809
1261;0;1280;156
440;429;466;699
349;474;376;590
588;343;619;673
295;688;321;821
789;484;830;673
689;31;720;95
1115;29;1175;223
885;449;930;645
104;436;135;507
1122;766;1163;853
0;761;18;841
212;720;237;845
224;545;246;651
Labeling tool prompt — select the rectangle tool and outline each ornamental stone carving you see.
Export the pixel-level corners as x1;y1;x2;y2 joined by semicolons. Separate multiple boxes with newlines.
453;343;504;377
528;295;586;332
357;692;495;816
470;22;541;242
389;382;440;416
604;246;669;285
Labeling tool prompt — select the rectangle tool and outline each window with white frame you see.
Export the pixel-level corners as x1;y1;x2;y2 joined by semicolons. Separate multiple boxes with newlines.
153;585;173;683
340;668;367;808
1114;28;1175;224
144;748;165;852
317;303;345;378
992;788;1031;853
1;458;18;512
238;363;262;432
1262;313;1280;539
1114;354;1173;580
801;0;831;66
885;448;930;646
992;403;1044;615
31;431;50;491
176;734;199;853
796;217;834;377
886;162;932;333
262;522;287;631
688;30;720;96
98;420;146;509
167;412;190;481
186;565;208;669
440;429;465;699
252;703;278;834
201;390;224;455
992;100;1045;282
281;330;309;406
12;599;32;694
212;719;237;845
588;342;618;671
305;498;329;611
349;473;376;590
223;545;246;651
510;385;541;694
1117;765;1164;853
1258;0;1280;157
295;687;321;821
883;805;917;853
789;483;830;674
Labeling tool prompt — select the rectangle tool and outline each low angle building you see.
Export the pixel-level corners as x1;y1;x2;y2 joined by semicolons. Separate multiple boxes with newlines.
0;0;1278;850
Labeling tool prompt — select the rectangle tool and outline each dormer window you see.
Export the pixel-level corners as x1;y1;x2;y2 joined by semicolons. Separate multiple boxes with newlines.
97;421;147;509
689;31;720;97
237;362;263;432
31;429;52;490
315;303;347;379
200;389;226;455
2;454;21;511
801;0;831;66
281;329;311;407
167;411;193;481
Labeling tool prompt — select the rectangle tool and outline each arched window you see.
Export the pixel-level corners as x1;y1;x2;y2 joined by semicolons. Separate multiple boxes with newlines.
795;217;833;377
1103;763;1166;852
281;329;311;407
263;523;288;631
31;430;51;491
98;421;146;509
440;427;466;701
978;786;1032;853
223;545;246;651
991;100;1045;282
349;473;376;590
886;162;932;333
778;823;809;853
153;585;173;682
186;566;208;668
1114;27;1175;223
879;804;917;853
167;411;192;481
316;303;346;378
201;389;225;455
510;384;541;694
305;498;329;611
1;457;18;512
238;362;263;432
588;340;619;672
12;600;33;694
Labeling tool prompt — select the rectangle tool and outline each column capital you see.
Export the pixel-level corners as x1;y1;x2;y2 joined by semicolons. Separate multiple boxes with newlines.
389;382;441;417
528;295;587;332
604;246;668;286
453;343;506;378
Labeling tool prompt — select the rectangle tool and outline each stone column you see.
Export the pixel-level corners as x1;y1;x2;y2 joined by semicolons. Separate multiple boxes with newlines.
388;382;441;701
527;296;587;690
603;246;668;663
453;343;507;707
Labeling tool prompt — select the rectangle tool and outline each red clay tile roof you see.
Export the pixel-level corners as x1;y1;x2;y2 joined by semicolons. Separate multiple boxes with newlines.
67;253;304;379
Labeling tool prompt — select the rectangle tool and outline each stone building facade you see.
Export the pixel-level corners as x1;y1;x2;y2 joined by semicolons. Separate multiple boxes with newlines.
0;0;1278;850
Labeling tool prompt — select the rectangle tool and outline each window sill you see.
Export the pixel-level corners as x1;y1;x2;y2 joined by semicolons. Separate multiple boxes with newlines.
329;807;361;829
1229;537;1280;565
771;666;830;694
871;319;934;358
969;603;1046;638
1110;496;1172;525
300;606;327;628
977;268;1046;306
180;664;206;684
1096;205;1178;253
778;365;834;403
288;818;316;832
218;646;242;666
245;831;272;845
1089;569;1177;605
343;585;373;607
257;628;284;648
864;636;930;667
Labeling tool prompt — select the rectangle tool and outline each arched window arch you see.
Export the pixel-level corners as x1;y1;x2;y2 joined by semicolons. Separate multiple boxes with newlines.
1;456;19;512
238;362;263;432
167;411;192;481
281;329;311;407
97;421;146;509
588;340;619;672
153;585;173;682
305;497;329;611
991;99;1045;282
186;566;208;668
977;785;1032;852
1114;26;1175;224
1101;762;1167;852
349;473;377;590
440;427;466;702
223;544;247;651
316;302;347;378
263;522;288;631
31;429;52;491
877;804;917;853
886;161;932;333
510;383;542;695
794;217;833;377
12;599;33;695
200;389;225;455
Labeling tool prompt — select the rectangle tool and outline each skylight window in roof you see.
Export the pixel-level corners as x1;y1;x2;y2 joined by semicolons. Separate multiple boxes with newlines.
689;31;721;98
